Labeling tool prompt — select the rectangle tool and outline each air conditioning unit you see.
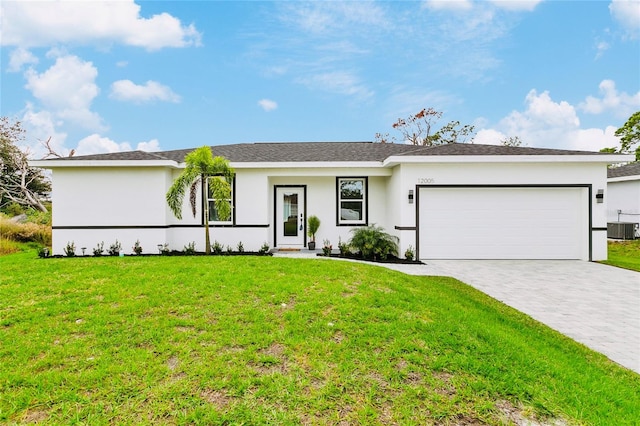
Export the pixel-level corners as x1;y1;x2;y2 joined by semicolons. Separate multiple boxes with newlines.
607;222;638;240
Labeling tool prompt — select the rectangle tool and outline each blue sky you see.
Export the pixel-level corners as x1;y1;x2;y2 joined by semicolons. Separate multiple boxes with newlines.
1;0;639;157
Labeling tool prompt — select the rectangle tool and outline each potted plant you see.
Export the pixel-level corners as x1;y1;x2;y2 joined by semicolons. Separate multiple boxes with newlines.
307;215;320;250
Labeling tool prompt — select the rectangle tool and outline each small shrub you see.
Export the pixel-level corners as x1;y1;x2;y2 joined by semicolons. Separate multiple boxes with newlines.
259;242;270;255
26;208;52;225
64;241;76;257
237;241;244;252
338;237;350;256
2;202;24;217
133;240;143;255
93;241;104;256
349;225;398;260
37;247;50;258
211;240;223;255
108;240;122;256
322;239;332;256
404;245;415;261
160;243;170;255
183;241;196;255
307;215;321;242
226;245;233;254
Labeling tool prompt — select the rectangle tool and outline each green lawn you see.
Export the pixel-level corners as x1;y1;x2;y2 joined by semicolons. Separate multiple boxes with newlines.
1;252;638;425
601;239;640;272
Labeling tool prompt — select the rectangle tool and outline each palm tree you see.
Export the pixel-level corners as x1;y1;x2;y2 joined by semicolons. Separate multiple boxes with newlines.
166;146;234;254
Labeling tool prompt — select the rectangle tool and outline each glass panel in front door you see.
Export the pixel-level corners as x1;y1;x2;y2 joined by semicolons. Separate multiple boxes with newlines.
283;192;299;237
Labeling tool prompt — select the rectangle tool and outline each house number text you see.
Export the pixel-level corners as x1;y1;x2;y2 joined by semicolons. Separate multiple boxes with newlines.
417;178;435;184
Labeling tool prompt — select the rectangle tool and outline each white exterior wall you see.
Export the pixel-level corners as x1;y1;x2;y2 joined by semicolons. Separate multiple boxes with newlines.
607;179;640;223
393;161;609;260
51;167;171;255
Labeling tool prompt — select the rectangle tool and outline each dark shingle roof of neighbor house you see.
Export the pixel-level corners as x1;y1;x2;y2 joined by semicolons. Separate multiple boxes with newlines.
608;162;640;178
53;142;612;163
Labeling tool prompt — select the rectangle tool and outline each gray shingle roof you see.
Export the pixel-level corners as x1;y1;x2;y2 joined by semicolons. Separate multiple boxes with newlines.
608;162;640;178
51;142;612;163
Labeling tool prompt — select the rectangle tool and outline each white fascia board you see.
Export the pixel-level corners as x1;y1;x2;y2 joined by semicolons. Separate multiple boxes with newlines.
29;160;178;169
229;161;384;169
383;154;635;167
608;175;640;183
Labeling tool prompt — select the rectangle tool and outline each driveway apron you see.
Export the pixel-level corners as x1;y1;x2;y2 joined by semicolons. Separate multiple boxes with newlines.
419;260;640;374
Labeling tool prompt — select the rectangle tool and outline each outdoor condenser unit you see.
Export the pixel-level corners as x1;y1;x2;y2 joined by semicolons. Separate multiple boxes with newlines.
607;222;638;240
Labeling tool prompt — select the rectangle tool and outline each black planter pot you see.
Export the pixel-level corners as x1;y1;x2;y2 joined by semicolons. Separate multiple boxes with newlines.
308;241;316;250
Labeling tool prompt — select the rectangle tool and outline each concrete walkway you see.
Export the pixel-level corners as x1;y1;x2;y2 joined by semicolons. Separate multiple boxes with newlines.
274;252;640;374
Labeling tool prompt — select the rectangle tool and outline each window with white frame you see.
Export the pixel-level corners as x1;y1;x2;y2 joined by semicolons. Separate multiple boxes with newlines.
337;177;367;225
207;176;234;224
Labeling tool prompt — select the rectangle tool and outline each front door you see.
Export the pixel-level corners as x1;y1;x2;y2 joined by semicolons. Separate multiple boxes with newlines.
275;186;305;248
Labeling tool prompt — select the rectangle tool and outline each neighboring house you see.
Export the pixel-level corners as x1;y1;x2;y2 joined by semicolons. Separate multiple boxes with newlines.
607;162;640;238
31;142;632;260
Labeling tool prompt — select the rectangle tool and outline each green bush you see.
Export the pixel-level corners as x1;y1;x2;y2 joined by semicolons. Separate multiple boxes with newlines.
1;202;25;216
349;225;398;260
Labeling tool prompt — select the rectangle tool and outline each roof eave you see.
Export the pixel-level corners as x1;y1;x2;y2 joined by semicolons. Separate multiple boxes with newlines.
608;175;640;183
383;154;635;167
29;159;179;168
229;161;385;169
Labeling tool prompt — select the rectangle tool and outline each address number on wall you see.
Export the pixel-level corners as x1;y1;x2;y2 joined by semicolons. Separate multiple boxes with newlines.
417;178;435;184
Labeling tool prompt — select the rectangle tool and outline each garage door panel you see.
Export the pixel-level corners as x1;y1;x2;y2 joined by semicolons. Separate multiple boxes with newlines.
419;187;585;259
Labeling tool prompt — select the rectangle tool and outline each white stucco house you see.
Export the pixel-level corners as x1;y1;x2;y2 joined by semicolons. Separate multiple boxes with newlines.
31;142;632;260
607;162;640;239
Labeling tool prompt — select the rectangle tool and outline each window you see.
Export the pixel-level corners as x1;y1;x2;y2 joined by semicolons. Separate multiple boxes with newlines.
207;176;234;224
337;177;367;225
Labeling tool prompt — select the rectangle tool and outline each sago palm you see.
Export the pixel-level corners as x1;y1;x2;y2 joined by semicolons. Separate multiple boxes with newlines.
166;146;234;254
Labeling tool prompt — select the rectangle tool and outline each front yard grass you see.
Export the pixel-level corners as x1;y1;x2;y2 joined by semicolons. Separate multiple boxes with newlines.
1;252;638;425
602;239;640;272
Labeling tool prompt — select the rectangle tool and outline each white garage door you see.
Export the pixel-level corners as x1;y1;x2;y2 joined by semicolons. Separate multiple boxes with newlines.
418;187;587;259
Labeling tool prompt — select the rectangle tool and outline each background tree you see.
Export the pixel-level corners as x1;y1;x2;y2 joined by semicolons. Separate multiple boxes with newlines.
500;136;525;147
375;107;475;145
601;111;640;161
0;117;50;212
166;146;233;254
615;111;640;161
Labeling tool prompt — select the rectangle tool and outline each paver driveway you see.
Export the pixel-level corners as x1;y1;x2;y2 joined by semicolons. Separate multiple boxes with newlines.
418;260;640;374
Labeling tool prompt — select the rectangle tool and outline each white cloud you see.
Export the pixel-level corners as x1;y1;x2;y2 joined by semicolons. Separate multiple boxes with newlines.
75;134;161;156
280;1;390;35
19;103;69;159
24;54;105;131
258;99;278;112
110;80;181;103
473;128;507;145
609;0;640;39
8;47;38;72
0;0;201;50
424;0;540;13
297;71;374;99
424;1;474;11
136;139;160;152
476;89;622;152
75;134;132;156
579;79;640;118
489;0;542;12
595;40;610;59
